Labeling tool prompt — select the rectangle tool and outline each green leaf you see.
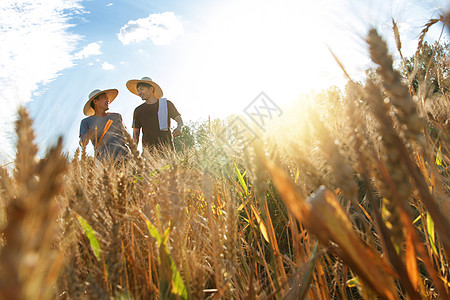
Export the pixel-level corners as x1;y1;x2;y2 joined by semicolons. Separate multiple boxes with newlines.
140;212;187;299
169;251;187;298
347;277;361;288
76;215;101;261
435;145;442;167
294;168;300;184
160;164;171;171
163;226;171;245
150;164;172;177
133;174;143;183
426;212;438;255
234;161;248;196
143;216;162;245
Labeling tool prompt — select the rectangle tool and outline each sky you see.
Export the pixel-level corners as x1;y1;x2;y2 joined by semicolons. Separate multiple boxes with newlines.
0;0;448;164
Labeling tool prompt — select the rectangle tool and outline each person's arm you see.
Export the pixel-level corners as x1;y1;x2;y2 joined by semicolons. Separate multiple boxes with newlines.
132;108;141;144
172;115;183;137
79;130;94;147
79;119;94;147
133;128;140;144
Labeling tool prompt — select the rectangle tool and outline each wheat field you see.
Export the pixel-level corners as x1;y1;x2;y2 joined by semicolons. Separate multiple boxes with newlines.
0;17;449;299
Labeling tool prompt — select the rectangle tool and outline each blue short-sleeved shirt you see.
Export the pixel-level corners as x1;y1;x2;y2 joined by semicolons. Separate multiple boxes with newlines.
79;113;129;160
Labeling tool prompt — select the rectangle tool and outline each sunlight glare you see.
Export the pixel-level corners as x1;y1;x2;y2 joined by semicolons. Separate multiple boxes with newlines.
176;0;349;120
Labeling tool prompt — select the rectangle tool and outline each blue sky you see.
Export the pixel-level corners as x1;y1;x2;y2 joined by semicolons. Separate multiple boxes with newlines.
0;0;448;163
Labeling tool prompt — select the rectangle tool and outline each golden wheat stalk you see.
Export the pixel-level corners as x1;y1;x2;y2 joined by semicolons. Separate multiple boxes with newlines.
1;107;67;300
262;156;399;299
367;29;424;143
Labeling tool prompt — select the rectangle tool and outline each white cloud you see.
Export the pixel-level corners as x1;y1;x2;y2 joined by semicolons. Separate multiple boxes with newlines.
106;3;113;7
0;0;83;163
102;62;115;70
118;12;183;46
74;42;102;59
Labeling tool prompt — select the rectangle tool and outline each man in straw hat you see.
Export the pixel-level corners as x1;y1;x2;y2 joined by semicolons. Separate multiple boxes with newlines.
79;88;129;161
126;77;183;152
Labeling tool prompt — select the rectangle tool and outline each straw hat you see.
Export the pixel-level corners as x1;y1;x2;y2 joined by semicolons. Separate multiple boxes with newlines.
126;76;163;99
83;89;119;116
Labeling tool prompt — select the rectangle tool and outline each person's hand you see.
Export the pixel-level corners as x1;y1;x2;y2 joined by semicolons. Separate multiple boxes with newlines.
80;129;95;147
172;127;182;137
85;129;96;140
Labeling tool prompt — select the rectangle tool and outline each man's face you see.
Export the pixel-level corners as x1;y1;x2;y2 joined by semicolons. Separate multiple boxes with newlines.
137;85;154;100
94;93;109;111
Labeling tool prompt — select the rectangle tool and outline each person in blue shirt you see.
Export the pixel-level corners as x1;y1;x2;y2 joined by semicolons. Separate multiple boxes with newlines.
79;88;129;161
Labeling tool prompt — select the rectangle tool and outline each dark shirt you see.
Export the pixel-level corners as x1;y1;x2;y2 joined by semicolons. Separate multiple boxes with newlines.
132;99;180;150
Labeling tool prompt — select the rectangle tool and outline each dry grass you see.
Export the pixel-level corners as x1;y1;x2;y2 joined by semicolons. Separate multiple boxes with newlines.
0;19;449;300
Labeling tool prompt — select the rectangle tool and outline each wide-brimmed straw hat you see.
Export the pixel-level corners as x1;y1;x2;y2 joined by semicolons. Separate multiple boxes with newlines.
126;76;163;99
83;89;119;116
